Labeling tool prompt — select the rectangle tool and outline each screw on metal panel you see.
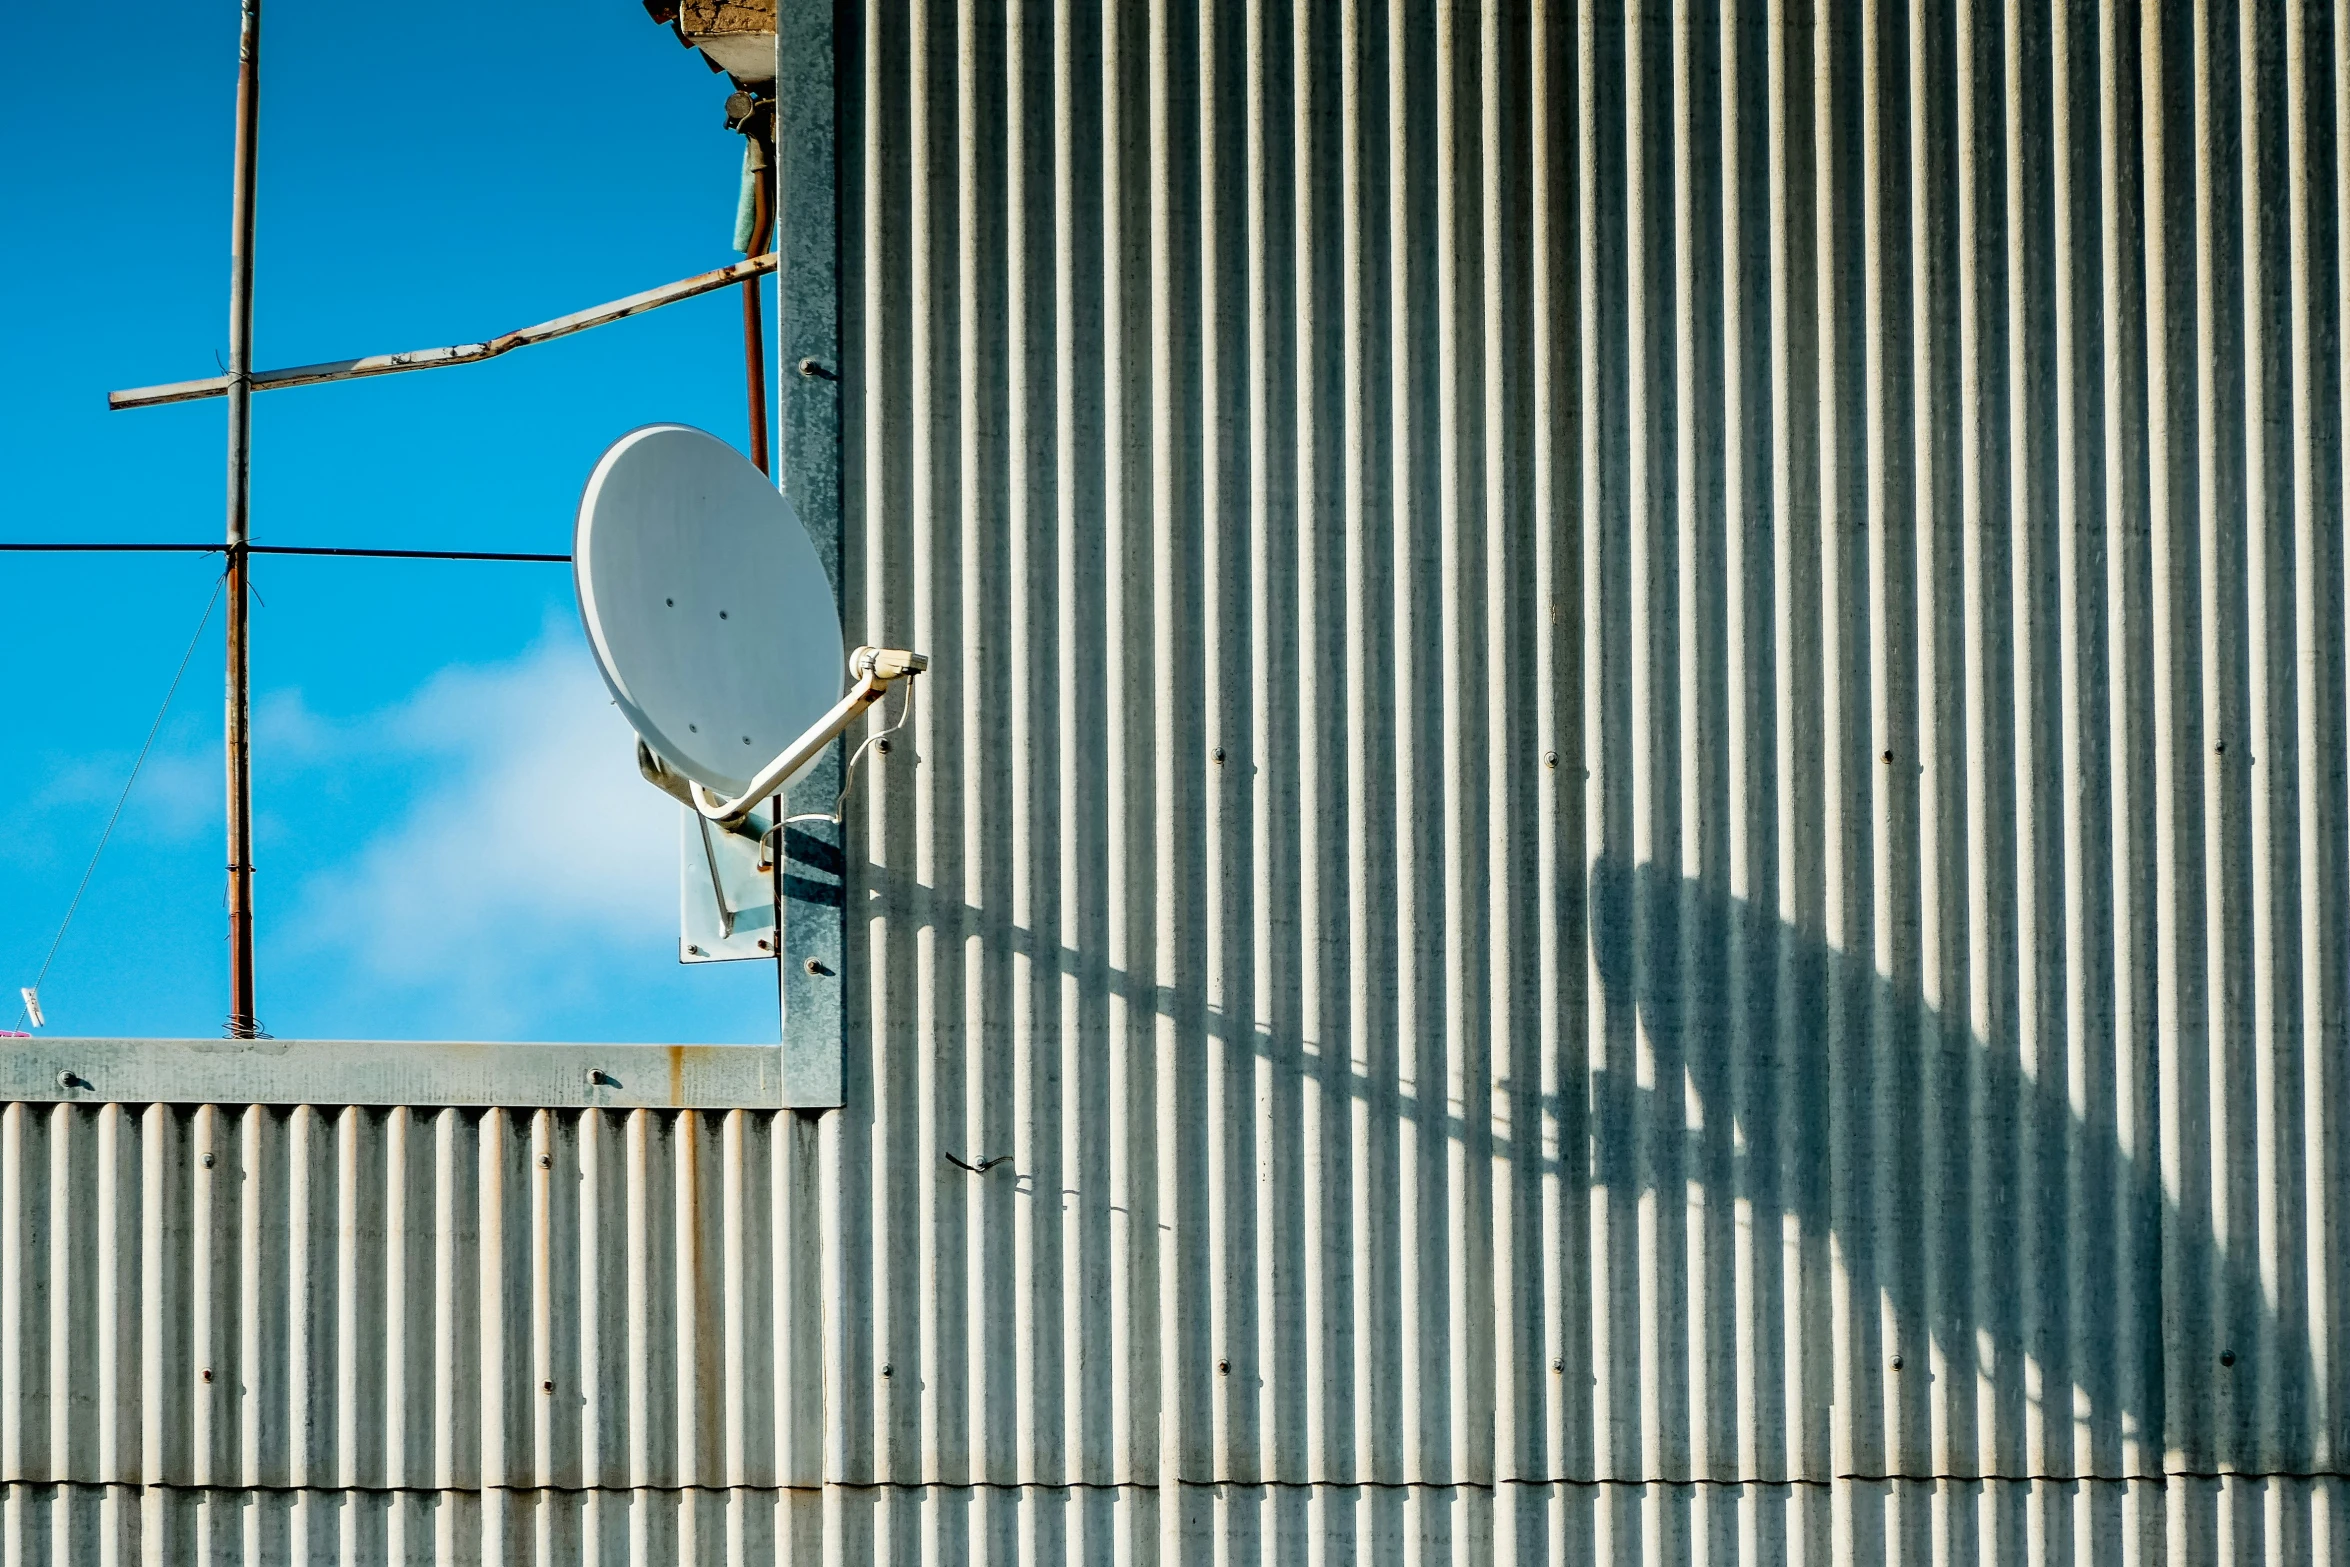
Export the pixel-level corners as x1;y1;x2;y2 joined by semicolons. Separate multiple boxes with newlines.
804;957;830;976
881;1364;893;1377
201;1152;215;1169
587;1068;615;1088
757;938;772;951
798;358;838;381
201;1369;213;1384
2221;1350;2237;1367
875;739;891;754
1882;750;1894;764
1212;748;1225;764
55;1071;83;1091
1552;1359;1564;1373
538;1153;552;1170
1890;1355;1904;1370
1217;1359;1229;1375
688;945;706;957
1544;752;1558;768
542;1380;555;1393
2216;741;2227;754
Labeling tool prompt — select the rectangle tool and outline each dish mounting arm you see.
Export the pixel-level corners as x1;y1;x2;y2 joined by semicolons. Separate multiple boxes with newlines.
671;645;925;830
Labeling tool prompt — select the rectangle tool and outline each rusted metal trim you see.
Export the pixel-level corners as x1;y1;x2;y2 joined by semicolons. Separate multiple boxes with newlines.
5;1038;812;1108
107;254;781;411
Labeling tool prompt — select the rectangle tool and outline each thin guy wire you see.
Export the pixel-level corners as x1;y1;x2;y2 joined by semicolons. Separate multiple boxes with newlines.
14;574;226;1030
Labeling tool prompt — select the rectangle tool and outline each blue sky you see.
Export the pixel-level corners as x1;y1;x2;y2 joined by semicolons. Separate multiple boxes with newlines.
2;2;780;1041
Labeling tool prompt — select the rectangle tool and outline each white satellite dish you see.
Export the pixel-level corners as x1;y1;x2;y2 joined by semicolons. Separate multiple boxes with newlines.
575;424;925;833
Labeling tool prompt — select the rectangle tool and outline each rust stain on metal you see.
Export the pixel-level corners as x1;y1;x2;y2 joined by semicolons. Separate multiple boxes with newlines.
666;1044;685;1106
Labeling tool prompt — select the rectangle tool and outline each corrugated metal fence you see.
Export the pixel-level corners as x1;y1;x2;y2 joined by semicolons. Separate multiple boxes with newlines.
8;0;2349;1562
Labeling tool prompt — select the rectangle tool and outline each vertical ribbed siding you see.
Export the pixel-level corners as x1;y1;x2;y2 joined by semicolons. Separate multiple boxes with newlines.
0;1105;816;1565
1;3;2345;1564
829;0;2350;1562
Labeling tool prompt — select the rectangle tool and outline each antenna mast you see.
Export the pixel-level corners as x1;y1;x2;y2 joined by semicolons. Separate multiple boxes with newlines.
224;0;261;1038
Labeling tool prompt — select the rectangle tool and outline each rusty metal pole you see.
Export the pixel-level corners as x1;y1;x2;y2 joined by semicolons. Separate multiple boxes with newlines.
223;0;261;1038
741;115;778;1026
741;161;772;476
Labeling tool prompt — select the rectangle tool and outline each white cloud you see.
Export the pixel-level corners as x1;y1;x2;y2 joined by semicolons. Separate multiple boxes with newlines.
276;627;678;1033
16;716;219;848
125;735;222;839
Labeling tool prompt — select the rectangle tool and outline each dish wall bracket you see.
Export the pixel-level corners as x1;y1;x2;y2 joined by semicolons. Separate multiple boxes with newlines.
680;803;774;960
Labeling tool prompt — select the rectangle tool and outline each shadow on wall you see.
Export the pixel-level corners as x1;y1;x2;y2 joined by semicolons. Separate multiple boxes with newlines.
1580;852;2329;1479
862;848;2339;1482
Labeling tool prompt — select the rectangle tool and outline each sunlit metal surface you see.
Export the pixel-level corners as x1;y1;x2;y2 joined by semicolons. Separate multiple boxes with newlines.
9;0;2348;1560
818;0;2350;1558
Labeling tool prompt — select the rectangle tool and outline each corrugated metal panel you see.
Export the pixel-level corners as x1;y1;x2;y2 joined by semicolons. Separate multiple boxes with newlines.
5;1;2347;1562
0;1100;828;1562
821;0;2350;1560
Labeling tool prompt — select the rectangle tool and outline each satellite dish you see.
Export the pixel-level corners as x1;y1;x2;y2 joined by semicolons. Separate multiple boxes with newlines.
575;424;925;829
575;424;842;800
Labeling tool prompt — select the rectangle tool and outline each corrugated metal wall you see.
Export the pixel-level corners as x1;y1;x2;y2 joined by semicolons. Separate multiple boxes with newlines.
824;0;2350;1561
0;1099;829;1565
9;2;2350;1564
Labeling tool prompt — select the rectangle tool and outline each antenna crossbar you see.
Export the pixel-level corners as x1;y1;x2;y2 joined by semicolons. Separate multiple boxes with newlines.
108;254;780;412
